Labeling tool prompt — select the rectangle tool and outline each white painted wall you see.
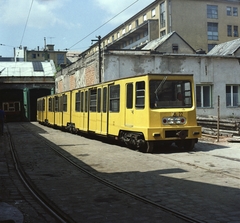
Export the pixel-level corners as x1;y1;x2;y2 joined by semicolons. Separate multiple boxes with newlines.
103;52;240;118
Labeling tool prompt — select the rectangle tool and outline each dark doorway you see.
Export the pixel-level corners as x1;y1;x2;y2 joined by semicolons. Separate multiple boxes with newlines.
29;88;51;121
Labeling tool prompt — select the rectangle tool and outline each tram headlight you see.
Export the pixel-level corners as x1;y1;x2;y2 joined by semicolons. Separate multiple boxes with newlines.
162;117;186;125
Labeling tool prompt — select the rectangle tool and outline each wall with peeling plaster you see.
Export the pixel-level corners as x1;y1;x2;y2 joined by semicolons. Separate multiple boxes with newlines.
55;51;240;118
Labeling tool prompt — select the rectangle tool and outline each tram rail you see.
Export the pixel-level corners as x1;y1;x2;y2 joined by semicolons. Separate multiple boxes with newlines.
5;122;204;223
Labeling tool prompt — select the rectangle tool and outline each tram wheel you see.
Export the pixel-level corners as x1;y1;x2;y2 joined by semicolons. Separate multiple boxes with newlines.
140;141;154;153
183;139;195;151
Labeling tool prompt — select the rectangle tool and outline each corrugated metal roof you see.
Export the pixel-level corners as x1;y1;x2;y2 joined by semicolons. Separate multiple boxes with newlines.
0;60;56;77
142;32;175;50
208;38;240;56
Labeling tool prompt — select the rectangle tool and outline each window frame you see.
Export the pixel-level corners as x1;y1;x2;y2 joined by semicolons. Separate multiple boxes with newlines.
227;25;232;37
109;85;120;113
62;94;67;112
75;91;81;112
207;22;218;40
196;85;212;108
207;5;218;19
233;7;238;16
135;81;145;109
126;83;133;109
226;85;240;107
234;26;239;37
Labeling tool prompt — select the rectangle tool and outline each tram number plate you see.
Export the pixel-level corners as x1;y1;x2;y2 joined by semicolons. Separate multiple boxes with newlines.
172;112;183;117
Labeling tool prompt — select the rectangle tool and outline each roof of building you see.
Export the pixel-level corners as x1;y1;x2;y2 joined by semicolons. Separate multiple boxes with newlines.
208;38;240;56
0;60;56;77
142;32;175;50
142;31;195;52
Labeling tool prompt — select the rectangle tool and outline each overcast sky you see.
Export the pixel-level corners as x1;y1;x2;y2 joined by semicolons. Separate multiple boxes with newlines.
0;0;154;57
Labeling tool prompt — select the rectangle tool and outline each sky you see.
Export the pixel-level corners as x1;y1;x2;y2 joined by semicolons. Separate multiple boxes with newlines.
0;0;154;57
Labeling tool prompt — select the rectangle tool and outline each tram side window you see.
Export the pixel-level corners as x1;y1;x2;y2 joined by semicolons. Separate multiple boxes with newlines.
55;96;59;112
75;92;81;112
109;85;120;112
126;83;133;109
103;87;107;113
42;99;45;111
97;88;101;113
84;91;88;112
136;81;145;109
48;98;53;111
90;89;97;112
60;96;64;112
80;92;84;112
62;94;67;112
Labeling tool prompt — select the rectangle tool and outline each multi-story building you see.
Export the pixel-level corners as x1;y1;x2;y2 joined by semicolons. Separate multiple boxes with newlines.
91;0;240;53
25;44;68;69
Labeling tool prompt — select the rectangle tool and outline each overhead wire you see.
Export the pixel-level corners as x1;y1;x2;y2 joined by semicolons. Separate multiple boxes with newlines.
67;0;139;50
19;0;34;48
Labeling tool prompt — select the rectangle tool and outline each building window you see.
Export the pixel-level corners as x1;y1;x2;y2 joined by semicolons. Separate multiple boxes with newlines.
112;35;114;42
57;54;65;66
135;19;139;27
143;14;147;21
128;23;132;31
196;85;212;108
233;7;238;16
151;8;156;18
117;32;120;38
207;23;218;40
32;53;36;59
234;26;239;37
160;2;166;28
160;30;166;37
226;85;240;107
122;28;125;35
227;25;232;37
172;44;179;53
143;30;148;37
207;5;218;19
227;6;232;16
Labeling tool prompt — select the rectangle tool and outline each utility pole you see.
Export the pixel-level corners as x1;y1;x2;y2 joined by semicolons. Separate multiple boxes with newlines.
91;36;102;83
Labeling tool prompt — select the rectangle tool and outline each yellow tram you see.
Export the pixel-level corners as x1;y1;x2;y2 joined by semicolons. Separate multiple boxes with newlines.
37;74;201;152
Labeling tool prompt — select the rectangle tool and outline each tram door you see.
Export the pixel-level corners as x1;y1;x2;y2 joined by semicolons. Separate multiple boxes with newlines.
89;86;108;135
125;83;134;127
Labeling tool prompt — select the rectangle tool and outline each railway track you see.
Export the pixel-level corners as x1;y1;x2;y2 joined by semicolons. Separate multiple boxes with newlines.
6;125;74;223
5;122;204;223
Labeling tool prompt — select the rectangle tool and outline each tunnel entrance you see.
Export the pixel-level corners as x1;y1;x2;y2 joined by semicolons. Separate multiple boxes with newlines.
0;88;52;122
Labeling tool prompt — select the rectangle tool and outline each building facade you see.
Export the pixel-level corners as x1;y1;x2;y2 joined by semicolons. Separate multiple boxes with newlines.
25;44;68;70
90;0;240;54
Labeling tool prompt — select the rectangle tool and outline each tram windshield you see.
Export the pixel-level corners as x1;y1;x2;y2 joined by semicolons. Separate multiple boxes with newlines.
149;79;192;108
